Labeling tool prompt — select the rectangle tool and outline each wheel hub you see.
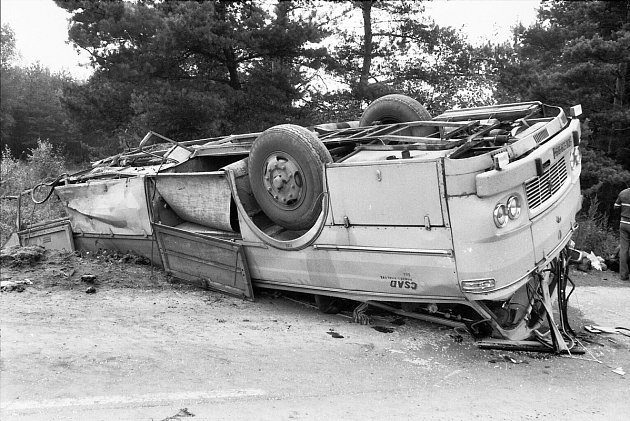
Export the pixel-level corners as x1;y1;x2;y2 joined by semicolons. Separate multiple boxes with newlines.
262;153;304;209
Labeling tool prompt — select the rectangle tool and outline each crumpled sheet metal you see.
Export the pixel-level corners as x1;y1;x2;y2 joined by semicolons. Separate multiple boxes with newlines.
55;177;153;236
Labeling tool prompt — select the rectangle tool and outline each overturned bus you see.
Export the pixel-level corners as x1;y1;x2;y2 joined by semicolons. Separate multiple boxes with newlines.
25;95;584;352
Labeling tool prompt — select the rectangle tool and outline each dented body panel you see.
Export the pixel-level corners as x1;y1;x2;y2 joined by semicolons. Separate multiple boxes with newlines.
55;177;153;236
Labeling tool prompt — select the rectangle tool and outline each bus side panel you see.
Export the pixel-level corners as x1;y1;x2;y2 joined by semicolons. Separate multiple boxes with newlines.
243;225;462;300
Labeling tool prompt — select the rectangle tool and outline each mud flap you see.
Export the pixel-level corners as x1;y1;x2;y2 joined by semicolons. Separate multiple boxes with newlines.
153;223;253;300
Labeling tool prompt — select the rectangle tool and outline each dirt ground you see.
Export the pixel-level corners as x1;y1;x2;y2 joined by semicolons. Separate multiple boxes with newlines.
1;247;629;421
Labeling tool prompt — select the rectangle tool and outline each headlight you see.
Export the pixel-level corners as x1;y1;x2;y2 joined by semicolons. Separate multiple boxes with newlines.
506;196;521;220
570;146;581;169
493;203;508;228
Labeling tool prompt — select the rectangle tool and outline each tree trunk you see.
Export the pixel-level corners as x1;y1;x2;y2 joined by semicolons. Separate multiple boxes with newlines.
224;47;241;90
358;1;373;99
613;62;627;108
216;1;241;90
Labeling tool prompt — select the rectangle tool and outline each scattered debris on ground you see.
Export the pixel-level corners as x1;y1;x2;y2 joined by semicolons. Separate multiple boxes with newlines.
0;279;32;292
584;325;630;338
612;367;626;376
488;354;529;365
0;245;170;294
371;326;395;333
571;249;607;272
78;248;152;265
160;408;195;421
326;329;344;338
0;245;46;267
81;274;97;283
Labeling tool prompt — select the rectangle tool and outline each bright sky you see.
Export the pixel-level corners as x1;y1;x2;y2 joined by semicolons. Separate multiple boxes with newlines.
0;0;541;81
1;0;93;79
425;0;540;44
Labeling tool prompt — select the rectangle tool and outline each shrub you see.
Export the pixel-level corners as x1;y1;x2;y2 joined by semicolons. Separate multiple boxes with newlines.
572;195;618;257
0;141;68;246
580;148;630;224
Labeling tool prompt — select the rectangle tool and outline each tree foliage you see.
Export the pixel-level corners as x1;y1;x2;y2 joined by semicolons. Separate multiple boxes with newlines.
0;24;18;70
580;148;630;220
1;24;18;140
323;1;497;115
54;0;328;154
496;0;630;170
1;24;84;160
3;1;517;159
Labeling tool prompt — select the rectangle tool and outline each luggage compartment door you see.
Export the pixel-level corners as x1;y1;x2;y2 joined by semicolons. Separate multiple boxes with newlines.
154;223;253;299
326;160;445;226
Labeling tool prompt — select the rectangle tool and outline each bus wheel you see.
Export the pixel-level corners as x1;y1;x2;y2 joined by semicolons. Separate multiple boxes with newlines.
249;124;332;231
359;94;435;137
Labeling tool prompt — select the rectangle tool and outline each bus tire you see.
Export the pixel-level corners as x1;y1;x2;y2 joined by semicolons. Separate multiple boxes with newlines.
359;94;435;137
249;124;332;231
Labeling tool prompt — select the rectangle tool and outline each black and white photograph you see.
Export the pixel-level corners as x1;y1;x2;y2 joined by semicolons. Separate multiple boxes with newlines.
1;0;629;419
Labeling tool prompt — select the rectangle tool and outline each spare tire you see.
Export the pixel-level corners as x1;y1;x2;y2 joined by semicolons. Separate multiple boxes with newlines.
249;124;332;231
359;94;435;137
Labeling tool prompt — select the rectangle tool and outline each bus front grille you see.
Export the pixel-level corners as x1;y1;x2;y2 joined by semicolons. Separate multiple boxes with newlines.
525;157;568;211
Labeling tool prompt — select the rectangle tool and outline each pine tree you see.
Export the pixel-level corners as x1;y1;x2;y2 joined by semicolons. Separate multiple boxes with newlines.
496;0;630;168
55;0;328;153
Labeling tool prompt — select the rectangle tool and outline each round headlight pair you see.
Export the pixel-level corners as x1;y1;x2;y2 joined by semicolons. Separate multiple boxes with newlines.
570;146;581;169
494;196;521;228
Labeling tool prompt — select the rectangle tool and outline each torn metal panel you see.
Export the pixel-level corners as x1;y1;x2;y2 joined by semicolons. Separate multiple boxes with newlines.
55;177;153;236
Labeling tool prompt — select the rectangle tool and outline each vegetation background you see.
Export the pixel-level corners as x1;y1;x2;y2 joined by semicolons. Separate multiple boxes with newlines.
1;0;629;253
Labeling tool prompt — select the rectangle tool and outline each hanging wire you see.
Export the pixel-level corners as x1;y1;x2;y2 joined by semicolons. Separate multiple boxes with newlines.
30;173;68;204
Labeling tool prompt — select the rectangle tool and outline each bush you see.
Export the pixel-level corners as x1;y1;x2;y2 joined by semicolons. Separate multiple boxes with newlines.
580;148;630;224
0;141;68;246
572;195;618;257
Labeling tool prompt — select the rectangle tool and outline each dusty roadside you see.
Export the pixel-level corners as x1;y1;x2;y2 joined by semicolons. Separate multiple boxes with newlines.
1;247;629;420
